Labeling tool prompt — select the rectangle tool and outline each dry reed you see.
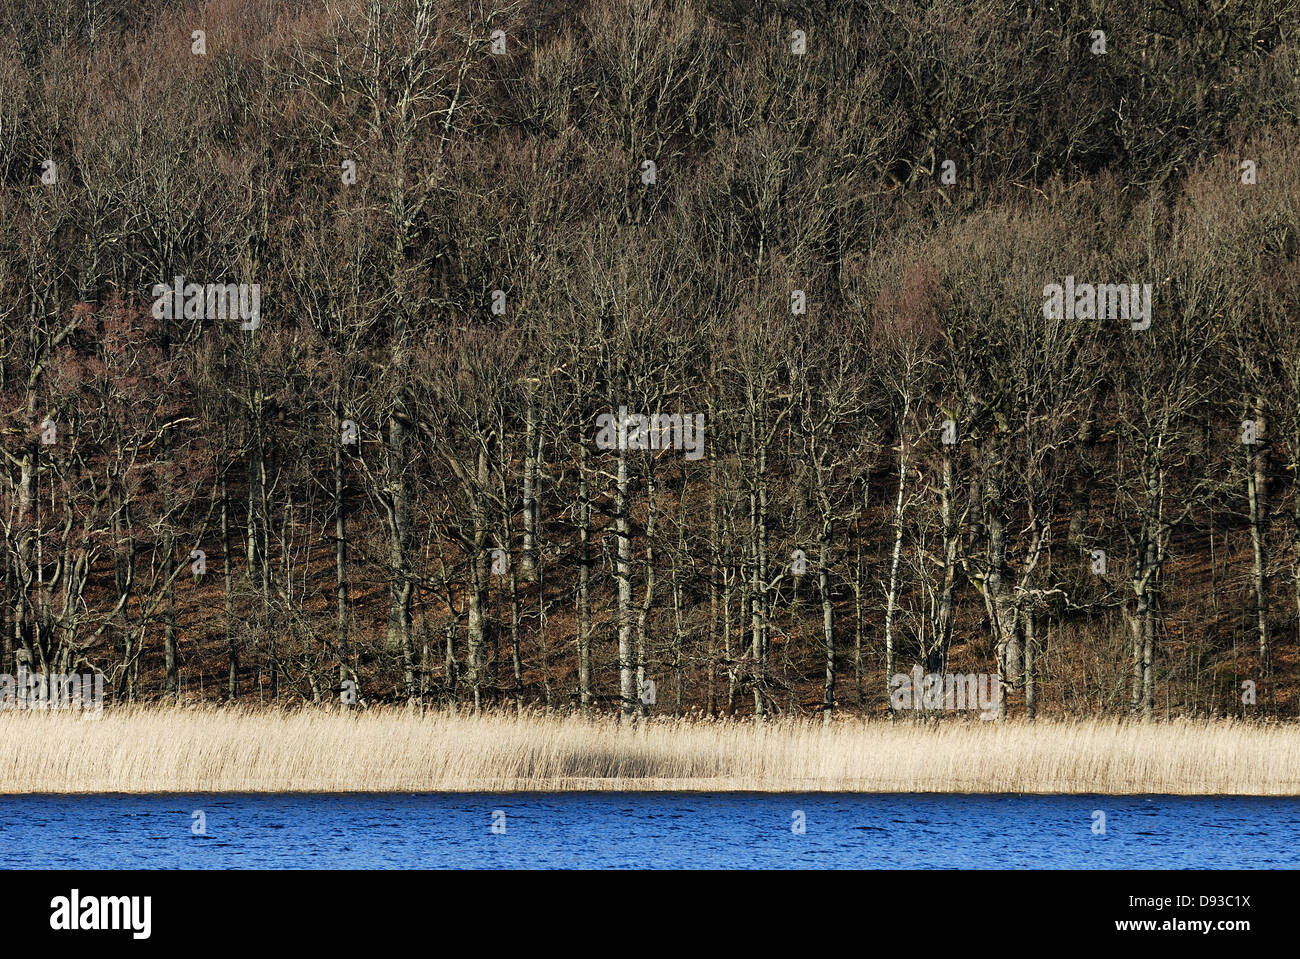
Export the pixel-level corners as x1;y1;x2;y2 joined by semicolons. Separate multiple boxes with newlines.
1;706;1297;794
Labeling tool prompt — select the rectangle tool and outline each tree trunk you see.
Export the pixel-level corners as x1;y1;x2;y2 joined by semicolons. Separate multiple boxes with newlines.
819;519;834;723
1247;402;1269;674
854;537;864;708
466;447;490;712
221;466;237;699
706;433;719;718
985;466;1020;718
930;439;957;676
521;389;538;576
577;444;592;716
749;422;769;722
1130;531;1159;719
1024;612;1037;720
385;411;415;702
884;434;907;716
635;465;656;719
335;400;352;692
616;442;635;722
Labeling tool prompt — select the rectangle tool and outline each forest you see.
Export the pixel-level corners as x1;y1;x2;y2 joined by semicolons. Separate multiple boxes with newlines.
0;0;1298;721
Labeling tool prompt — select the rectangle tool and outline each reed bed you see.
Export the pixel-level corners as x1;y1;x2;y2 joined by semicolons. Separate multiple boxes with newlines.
0;706;1297;794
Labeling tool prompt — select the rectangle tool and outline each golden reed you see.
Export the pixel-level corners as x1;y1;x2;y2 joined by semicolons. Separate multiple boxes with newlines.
1;706;1297;794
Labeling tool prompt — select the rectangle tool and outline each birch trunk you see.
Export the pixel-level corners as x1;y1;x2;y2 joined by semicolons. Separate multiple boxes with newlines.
616;442;635;721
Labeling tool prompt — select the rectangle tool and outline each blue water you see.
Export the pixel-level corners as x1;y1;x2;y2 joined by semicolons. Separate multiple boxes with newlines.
1;793;1296;868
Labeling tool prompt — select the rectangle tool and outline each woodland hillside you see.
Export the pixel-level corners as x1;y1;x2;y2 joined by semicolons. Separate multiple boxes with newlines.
1;0;1298;719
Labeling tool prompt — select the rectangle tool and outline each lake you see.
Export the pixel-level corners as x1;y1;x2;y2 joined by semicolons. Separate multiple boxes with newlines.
2;793;1297;869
